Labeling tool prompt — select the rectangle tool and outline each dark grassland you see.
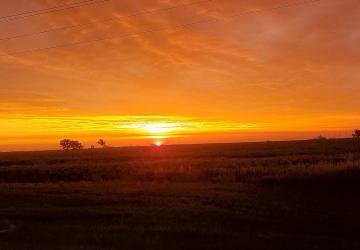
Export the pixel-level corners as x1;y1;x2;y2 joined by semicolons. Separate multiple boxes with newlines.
0;139;360;249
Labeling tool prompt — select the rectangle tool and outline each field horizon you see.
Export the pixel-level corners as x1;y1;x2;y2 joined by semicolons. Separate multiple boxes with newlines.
1;138;360;249
1;136;355;154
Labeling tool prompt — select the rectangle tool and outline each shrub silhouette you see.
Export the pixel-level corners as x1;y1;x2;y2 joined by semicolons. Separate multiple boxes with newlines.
353;130;360;139
98;139;106;148
60;139;83;150
315;135;327;140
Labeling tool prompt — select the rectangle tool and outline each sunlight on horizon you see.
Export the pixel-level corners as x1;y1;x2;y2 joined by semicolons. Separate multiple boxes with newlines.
118;121;186;135
0;114;259;135
0;114;358;151
0;0;359;152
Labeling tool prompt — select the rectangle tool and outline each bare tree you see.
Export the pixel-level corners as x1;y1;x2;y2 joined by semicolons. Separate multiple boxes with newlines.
98;139;106;148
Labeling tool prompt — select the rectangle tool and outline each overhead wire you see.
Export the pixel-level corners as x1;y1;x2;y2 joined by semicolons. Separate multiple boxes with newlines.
0;0;212;42
0;0;322;58
0;0;109;23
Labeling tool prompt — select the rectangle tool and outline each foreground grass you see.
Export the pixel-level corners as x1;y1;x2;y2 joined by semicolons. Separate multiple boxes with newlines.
0;139;359;249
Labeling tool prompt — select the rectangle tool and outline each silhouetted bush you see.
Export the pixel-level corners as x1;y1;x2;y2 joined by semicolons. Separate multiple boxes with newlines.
315;135;327;140
60;139;83;150
353;129;360;139
98;139;106;148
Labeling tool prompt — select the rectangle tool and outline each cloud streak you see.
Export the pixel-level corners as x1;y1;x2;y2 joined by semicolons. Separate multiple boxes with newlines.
0;0;359;149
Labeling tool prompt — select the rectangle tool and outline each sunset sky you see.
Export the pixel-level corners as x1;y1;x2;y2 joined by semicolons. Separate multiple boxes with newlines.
0;0;359;151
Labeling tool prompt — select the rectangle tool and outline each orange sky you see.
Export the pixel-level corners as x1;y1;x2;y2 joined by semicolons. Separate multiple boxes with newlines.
0;0;359;151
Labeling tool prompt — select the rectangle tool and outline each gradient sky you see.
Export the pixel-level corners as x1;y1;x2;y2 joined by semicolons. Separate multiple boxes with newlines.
0;0;359;151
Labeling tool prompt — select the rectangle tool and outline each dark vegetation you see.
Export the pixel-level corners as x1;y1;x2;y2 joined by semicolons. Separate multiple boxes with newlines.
97;139;107;148
353;129;360;138
0;138;360;249
59;139;83;150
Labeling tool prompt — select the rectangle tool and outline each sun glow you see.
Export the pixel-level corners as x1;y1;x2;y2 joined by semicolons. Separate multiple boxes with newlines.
155;141;163;147
140;122;180;134
118;120;190;138
0;115;266;151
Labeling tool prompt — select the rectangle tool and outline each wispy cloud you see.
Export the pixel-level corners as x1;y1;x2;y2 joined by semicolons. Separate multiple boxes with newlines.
0;0;360;150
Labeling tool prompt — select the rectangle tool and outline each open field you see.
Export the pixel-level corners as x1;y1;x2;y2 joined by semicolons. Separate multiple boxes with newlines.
0;139;360;249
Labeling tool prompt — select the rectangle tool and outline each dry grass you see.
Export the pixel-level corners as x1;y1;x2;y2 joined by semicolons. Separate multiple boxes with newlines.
0;140;359;188
0;139;360;249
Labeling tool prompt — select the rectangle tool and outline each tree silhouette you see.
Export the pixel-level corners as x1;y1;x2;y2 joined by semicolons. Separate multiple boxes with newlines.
353;130;360;139
60;139;71;150
60;139;83;150
98;139;106;148
70;140;83;150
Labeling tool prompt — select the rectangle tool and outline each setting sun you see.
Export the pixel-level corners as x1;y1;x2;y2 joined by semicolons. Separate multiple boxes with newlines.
0;0;358;152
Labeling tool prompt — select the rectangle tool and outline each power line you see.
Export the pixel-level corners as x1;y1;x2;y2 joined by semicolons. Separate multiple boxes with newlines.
0;0;212;42
0;0;322;58
0;0;109;23
0;0;321;57
0;0;95;20
0;0;106;21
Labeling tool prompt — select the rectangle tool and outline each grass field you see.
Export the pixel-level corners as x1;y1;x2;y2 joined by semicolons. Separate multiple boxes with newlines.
0;139;360;249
